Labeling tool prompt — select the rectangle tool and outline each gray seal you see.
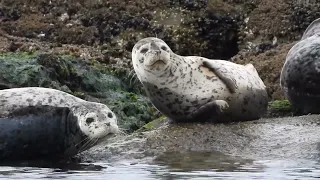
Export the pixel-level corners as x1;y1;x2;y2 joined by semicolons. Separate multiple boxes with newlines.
131;37;268;122
280;19;320;114
0;87;119;160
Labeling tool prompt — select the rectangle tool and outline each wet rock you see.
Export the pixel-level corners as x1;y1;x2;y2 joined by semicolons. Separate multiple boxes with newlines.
80;115;320;163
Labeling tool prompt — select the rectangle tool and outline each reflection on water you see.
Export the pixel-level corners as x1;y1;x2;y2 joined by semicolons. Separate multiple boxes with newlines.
152;151;259;172
1;152;320;179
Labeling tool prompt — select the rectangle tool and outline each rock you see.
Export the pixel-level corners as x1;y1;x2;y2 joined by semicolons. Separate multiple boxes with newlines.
0;52;159;133
79;114;320;164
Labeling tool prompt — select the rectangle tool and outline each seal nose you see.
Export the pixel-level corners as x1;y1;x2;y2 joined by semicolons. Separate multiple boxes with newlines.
150;41;160;51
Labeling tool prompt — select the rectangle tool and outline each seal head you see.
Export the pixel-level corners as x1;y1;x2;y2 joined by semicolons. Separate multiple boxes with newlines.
75;102;119;139
132;37;173;79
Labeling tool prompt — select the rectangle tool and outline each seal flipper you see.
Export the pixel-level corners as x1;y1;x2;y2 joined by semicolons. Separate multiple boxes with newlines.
202;60;238;93
186;100;229;120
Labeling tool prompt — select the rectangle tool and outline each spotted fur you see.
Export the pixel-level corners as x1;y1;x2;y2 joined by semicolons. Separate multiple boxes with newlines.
301;18;320;40
280;21;320;114
132;37;268;122
0;87;119;139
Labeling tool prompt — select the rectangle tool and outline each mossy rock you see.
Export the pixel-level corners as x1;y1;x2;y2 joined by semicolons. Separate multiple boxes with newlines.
268;100;293;111
0;52;158;133
134;115;168;133
265;100;295;117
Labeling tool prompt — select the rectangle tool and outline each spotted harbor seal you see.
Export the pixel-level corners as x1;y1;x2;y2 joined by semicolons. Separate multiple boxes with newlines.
0;87;119;160
132;37;268;122
301;18;320;40
280;18;320;114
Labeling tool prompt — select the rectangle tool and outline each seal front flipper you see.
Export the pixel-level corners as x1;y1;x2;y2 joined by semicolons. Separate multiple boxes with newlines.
202;60;238;93
186;100;229;120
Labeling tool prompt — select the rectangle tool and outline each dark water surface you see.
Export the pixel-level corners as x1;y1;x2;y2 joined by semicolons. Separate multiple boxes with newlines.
0;157;320;180
1;153;320;179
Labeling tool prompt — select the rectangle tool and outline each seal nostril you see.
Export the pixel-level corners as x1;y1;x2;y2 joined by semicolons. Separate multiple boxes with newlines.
107;112;113;118
86;117;94;125
140;48;148;54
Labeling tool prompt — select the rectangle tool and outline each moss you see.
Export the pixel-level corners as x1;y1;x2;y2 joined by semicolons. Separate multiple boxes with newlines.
0;51;38;60
143;115;166;129
72;91;85;99
268;100;293;112
265;100;295;118
134;115;167;133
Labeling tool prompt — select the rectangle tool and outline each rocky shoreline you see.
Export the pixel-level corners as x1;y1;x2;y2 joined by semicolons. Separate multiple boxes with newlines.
0;0;319;161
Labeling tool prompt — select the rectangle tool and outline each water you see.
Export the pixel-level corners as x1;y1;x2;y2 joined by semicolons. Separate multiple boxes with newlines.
1;156;320;179
2;115;320;179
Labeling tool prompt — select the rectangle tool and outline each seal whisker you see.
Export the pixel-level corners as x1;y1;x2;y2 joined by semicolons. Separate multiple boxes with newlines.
79;137;96;153
129;73;138;87
133;77;141;86
118;129;128;136
75;136;89;147
87;138;99;151
127;69;135;79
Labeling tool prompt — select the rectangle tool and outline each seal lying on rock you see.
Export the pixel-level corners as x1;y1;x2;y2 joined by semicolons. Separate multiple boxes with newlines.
131;37;268;122
0;87;119;160
280;18;320;114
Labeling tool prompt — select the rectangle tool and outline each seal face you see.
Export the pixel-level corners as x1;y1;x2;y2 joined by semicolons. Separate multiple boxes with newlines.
132;37;268;122
280;19;320;114
0;87;119;157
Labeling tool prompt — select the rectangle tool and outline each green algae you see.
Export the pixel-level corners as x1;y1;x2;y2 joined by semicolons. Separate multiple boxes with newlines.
0;52;158;133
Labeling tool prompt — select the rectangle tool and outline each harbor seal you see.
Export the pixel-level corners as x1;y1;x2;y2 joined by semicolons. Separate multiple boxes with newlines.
280;19;320;114
131;37;268;122
0;87;119;160
301;18;320;40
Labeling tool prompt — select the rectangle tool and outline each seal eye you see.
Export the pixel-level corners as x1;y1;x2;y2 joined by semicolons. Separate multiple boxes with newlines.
161;46;167;51
107;112;113;118
86;117;94;125
140;48;148;54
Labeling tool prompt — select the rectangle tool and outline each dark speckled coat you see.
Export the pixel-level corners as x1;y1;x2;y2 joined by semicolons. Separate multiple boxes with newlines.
136;54;268;122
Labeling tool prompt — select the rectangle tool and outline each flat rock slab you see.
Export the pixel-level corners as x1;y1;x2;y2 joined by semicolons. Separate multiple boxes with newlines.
81;115;320;165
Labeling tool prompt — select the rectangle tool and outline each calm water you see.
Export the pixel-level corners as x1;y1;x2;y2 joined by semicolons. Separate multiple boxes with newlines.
1;156;320;179
3;115;320;180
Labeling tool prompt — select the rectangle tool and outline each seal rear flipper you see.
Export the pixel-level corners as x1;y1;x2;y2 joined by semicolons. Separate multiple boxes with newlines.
244;64;259;76
186;100;229;121
202;60;238;93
